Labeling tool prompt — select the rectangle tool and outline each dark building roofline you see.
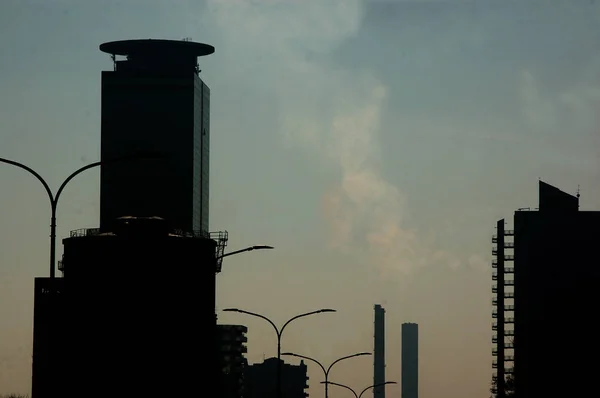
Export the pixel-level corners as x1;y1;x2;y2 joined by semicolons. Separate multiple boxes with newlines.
538;180;579;212
99;39;215;57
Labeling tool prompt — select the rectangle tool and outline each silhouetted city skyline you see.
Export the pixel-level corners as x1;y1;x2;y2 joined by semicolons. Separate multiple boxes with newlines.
2;3;600;398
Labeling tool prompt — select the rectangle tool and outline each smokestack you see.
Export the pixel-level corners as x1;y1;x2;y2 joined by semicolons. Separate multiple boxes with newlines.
402;323;419;398
374;304;386;398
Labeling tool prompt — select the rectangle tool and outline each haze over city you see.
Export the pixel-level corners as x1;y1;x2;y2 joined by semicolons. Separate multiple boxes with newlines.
1;1;600;397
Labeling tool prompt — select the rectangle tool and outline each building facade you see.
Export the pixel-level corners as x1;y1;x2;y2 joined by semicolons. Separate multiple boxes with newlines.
373;304;386;398
32;217;226;398
401;323;418;398
245;357;309;398
492;181;600;398
99;39;213;234
218;324;248;398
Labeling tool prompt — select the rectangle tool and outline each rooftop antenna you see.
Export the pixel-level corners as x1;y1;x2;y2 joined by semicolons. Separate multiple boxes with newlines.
577;185;581;209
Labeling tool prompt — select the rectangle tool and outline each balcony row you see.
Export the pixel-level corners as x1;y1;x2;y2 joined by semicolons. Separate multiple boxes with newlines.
492;283;514;293
492;305;515;312
491;366;515;373
492;292;514;300
492;329;514;337
491;259;516;268
492;231;515;241
492;254;515;268
492;252;515;260
492;244;514;254
492;320;515;330
492;372;515;384
493;358;514;367
492;348;514;356
492;299;514;306
492;337;514;346
492;269;515;279
492;310;515;319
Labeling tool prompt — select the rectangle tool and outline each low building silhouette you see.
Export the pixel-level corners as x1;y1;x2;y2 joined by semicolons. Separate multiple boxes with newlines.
218;324;248;398
244;357;309;398
31;217;227;398
31;278;65;398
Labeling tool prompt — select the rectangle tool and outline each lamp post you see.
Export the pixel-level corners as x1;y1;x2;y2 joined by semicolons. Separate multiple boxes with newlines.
218;245;274;259
321;381;397;398
0;152;161;278
282;351;371;398
223;308;336;398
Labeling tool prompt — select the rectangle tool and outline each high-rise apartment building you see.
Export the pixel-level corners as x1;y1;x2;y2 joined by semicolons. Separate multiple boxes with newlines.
218;324;248;398
99;39;214;234
492;181;600;398
401;323;418;398
373;304;386;398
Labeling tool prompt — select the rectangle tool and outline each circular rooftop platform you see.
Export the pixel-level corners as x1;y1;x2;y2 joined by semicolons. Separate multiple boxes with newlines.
99;39;215;57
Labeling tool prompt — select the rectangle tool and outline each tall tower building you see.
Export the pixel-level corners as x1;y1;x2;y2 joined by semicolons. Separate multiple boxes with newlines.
31;39;225;398
491;181;600;398
373;304;386;398
401;323;418;398
99;39;214;233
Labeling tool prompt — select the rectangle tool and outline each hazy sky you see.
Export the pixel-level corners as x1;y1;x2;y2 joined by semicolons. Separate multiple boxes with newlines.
1;1;599;397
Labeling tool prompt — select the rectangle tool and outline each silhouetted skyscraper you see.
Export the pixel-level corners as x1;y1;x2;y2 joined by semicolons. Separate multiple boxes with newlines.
31;39;224;398
374;304;386;398
401;323;418;398
99;39;214;234
492;181;600;398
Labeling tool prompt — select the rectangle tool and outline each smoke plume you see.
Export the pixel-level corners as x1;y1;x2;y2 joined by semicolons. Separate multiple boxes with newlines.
203;0;424;274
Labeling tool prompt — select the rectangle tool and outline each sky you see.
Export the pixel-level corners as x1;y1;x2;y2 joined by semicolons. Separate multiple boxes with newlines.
1;0;599;397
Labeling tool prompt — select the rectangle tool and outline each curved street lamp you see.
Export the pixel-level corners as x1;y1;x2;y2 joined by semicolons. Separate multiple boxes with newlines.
0;152;161;278
223;307;336;398
322;381;397;398
282;351;371;398
218;245;274;259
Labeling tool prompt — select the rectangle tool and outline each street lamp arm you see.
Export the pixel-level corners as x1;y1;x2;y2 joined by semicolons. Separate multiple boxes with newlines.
280;309;334;335
219;245;274;259
223;309;280;336
282;352;327;376
321;381;358;398
0;157;54;204
55;161;102;206
326;352;372;376
358;382;397;398
2;152;162;279
219;248;252;259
